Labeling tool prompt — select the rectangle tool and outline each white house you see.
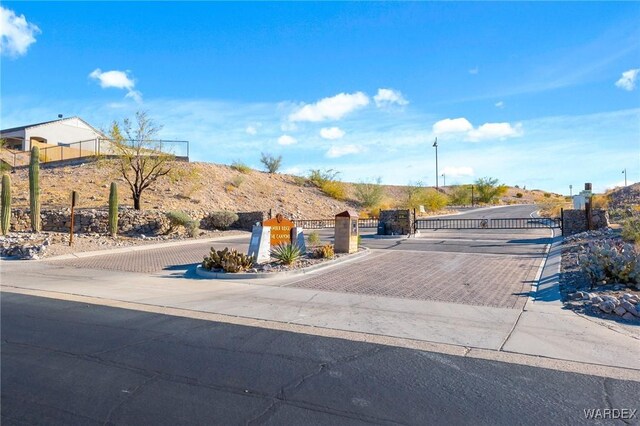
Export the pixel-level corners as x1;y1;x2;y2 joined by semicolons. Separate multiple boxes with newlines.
0;116;105;152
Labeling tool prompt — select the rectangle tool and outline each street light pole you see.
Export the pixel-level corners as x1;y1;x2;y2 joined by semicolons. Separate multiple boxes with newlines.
569;185;572;197
622;169;627;187
432;138;438;189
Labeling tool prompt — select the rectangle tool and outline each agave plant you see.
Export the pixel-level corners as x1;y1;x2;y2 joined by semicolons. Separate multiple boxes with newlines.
271;243;303;265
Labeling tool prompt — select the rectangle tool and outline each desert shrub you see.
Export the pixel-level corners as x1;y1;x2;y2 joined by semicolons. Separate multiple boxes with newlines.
592;194;609;209
543;192;552;198
231;161;251;174
308;169;340;187
474;177;508;204
313;243;334;259
579;240;639;289
165;210;198;237
515;192;523;198
321;180;346;200
292;175;307;186
260;152;282;173
621;217;640;244
422;188;449;211
354;178;384;208
538;201;570;218
448;185;472;206
202;211;239;230
202;247;253;273
230;175;245;188
308;231;321;246
271;243;302;265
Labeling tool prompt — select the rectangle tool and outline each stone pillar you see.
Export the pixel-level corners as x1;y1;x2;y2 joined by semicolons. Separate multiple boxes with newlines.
334;210;358;254
291;227;306;253
378;209;413;235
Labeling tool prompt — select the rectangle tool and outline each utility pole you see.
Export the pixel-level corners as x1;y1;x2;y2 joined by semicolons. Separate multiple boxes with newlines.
432;138;438;189
569;185;572;197
622;169;627;187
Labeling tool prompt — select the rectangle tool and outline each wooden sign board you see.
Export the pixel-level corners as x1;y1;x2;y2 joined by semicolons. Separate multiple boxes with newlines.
262;214;294;247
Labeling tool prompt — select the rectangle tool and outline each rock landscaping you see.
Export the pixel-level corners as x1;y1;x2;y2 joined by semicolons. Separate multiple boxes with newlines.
561;228;640;323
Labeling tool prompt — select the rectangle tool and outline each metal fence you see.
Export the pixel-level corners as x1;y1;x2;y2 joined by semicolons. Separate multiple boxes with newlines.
293;218;379;230
414;217;562;230
1;138;190;168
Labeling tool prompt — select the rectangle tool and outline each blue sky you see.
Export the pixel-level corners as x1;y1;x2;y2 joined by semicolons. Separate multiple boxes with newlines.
1;2;639;194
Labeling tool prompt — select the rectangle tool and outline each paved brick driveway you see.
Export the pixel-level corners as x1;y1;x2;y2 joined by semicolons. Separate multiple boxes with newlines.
47;240;248;274
288;249;542;309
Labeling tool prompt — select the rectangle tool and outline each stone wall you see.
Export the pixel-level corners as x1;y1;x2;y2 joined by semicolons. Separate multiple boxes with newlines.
9;208;265;235
562;209;609;236
378;209;414;235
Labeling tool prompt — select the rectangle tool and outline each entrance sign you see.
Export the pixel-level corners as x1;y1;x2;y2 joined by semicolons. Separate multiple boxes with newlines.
263;213;295;247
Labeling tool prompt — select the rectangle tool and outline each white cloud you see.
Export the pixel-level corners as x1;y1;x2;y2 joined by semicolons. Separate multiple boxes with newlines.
432;118;473;135
433;117;523;142
495;101;505;109
277;134;297;145
326;144;364;158
289;92;369;122
89;68;142;103
320;127;345;140
282;166;304;176
0;6;40;57
469;67;479;75
442;166;474;177
374;88;408;107
467;122;523;141
246;125;258;135
615;68;640;91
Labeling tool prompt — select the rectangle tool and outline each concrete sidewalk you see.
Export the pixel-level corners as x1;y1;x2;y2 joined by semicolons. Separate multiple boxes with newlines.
2;237;638;374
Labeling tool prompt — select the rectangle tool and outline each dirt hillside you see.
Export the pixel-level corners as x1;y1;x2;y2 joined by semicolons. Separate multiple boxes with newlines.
5;159;552;219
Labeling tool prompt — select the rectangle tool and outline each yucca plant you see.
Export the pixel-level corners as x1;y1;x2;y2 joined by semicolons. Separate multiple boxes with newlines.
271;243;303;265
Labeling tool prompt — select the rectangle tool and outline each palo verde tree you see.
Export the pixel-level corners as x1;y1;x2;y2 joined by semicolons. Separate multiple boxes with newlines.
107;111;174;210
474;177;508;204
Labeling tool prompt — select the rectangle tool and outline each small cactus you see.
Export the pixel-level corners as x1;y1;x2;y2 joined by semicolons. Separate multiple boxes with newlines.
1;174;11;235
29;146;41;232
108;182;118;237
202;247;254;273
578;239;639;289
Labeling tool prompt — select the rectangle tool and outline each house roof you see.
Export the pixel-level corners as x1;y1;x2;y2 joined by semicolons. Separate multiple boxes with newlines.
0;116;106;138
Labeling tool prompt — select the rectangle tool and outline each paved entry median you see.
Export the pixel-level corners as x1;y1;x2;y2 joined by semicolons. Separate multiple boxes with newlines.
287;228;551;310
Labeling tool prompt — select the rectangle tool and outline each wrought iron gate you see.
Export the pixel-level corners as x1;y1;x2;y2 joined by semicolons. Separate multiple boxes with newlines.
414;217;562;231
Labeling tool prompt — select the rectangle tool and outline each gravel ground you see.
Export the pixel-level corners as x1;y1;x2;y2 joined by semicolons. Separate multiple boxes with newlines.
560;228;640;326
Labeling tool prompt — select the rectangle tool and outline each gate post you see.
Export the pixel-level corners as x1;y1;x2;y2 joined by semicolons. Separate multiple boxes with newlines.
560;208;564;236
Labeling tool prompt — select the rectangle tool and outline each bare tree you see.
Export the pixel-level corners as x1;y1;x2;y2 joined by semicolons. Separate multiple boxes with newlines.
107;111;173;210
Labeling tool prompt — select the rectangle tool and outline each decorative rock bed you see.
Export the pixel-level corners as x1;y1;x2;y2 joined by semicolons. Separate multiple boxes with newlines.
561;228;640;323
196;248;369;279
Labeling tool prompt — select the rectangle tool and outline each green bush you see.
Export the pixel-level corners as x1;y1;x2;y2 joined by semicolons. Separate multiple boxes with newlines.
271;243;303;265
231;161;251;174
308;231;321;246
354;178;384;208
230;175;245;188
312;243;334;259
203;211;239;230
474;177;508;204
515;192;523;198
621;217;640;244
308;169;340;188
321;181;346;200
448;185;472;206
422;189;449;211
543;192;552;198
165;210;198;237
260;152;282;174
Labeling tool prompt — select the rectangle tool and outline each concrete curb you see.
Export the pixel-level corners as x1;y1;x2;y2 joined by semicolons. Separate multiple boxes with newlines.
43;233;250;261
195;248;371;279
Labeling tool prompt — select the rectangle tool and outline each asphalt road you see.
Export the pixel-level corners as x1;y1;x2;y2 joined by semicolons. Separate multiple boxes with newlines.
2;292;639;425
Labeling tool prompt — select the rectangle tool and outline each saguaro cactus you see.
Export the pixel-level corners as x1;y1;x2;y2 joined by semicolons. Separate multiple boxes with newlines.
29;146;41;232
1;174;11;235
108;182;118;237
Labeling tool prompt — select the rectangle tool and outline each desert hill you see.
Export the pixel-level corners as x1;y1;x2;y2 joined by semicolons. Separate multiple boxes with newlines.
5;159;555;219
